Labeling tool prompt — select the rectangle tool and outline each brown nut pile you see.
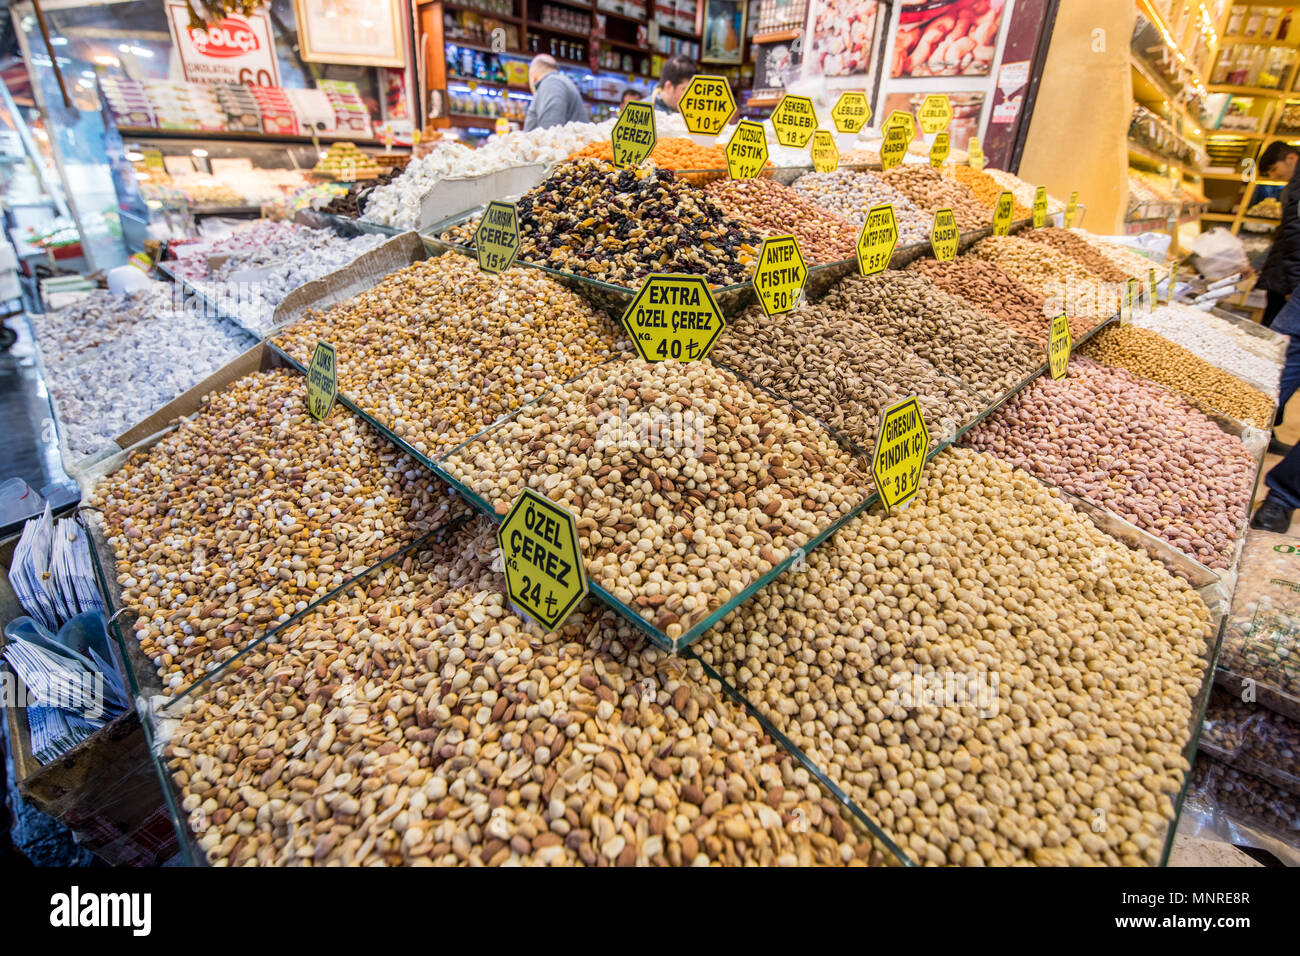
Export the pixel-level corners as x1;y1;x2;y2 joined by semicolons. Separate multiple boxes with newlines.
440;359;872;640
695;446;1213;866
1068;229;1158;279
970;235;1117;330
1081;325;1275;429
789;169;931;242
444;159;762;288
906;256;1051;344
1201;687;1299;788
1020;227;1133;284
1189;760;1299;842
818;272;1044;399
948;165;1031;218
87;369;465;694
167;516;882;866
711;301;985;450
878;165;987;231
703;177;859;263
274;253;625;461
963;358;1256;569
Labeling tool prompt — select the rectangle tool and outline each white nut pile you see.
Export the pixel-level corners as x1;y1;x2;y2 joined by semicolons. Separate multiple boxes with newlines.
789;169;930;241
32;283;257;464
88;369;466;693
695;446;1214;866
440;359;872;640
165;516;882;866
196;230;390;336
1134;303;1282;396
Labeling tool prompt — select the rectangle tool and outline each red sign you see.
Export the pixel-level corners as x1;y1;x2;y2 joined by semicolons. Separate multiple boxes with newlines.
166;0;280;87
188;19;260;58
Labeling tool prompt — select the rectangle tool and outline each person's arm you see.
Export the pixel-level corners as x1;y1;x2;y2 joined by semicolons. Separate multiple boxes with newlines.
1281;180;1300;294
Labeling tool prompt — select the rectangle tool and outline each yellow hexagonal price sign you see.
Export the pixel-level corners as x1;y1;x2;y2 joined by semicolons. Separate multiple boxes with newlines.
1033;185;1047;228
856;203;898;276
831;90;871;134
810;129;838;173
306;341;337;422
498;489;587;632
1065;190;1079;228
968;136;985;170
678;74;736;136
992;190;1014;236
1048;313;1071;380
753;235;807;317
929;131;949;169
622;275;726;361
771;93;817;148
880;110;915;170
474;200;520;274
930;208;958;261
917;94;952;134
871;396;929;513
611;100;656;168
726;120;769;179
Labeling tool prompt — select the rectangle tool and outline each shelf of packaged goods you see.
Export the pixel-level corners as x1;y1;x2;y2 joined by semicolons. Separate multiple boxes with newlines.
447;75;532;92
753;27;801;44
597;36;647;53
1129;56;1206;133
442;2;524;24
658;24;699;39
447;112;507;128
527;19;593;39
1127;142;1197;173
117;127;396;148
592;7;647;24
445;38;527;56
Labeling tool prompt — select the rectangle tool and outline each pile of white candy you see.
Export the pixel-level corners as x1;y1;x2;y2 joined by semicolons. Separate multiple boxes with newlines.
1135;302;1284;396
33;284;256;464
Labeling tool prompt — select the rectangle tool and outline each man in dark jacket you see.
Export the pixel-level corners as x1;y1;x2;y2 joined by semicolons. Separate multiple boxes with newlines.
523;55;588;132
1256;141;1300;327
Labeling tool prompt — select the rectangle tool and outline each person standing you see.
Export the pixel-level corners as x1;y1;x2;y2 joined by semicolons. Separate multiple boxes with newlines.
523;55;588;132
652;55;697;113
1251;438;1300;532
1255;141;1300;328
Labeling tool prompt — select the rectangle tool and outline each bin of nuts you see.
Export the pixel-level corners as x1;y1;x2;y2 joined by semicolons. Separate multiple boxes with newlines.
703;177;860;264
905;256;1050;344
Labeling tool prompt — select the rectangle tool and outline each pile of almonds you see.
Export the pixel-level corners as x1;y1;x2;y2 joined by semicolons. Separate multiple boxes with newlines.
703;177;859;264
1021;227;1134;284
906;256;1051;344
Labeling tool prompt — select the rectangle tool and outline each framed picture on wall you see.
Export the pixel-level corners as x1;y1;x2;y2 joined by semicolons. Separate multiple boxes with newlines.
701;0;747;64
293;0;406;67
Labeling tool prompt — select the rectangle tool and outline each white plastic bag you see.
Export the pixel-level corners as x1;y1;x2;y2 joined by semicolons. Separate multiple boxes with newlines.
1191;227;1250;280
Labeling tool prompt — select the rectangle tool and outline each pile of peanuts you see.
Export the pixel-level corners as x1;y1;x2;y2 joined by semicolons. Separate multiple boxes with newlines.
906;257;1051;344
1081;325;1275;429
948;165;1031;218
879;165;988;231
1021;228;1133;284
695;446;1213;865
818;272;1045;399
1135;304;1282;395
444;160;763;288
971;235;1117;330
166;516;882;866
789;169;931;241
88;369;465;693
274;253;626;461
704;177;859;264
963;358;1256;569
711;300;986;450
440;359;872;640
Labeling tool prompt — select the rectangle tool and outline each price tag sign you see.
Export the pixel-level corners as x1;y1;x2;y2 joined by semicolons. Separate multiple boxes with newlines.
753;235;808;317
771;93;817;148
1148;267;1158;309
498;490;587;633
623;275;726;361
880;110;915;170
1169;261;1179;296
930;208;958;261
474;200;520;275
929;131;950;169
1048;313;1071;380
872;396;929;513
993;190;1014;236
1122;277;1138;326
611;101;656;168
811;129;838;172
726;120;769;179
306;341;338;422
1033;186;1047;228
831;90;871;134
1064;190;1079;228
678;74;736;135
856;203;899;276
969;136;985;170
917;94;952;134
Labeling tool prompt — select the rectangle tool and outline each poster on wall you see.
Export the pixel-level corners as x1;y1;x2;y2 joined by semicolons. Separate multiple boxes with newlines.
806;0;880;77
293;0;406;68
881;91;985;150
701;0;747;64
165;1;281;87
892;0;1004;77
